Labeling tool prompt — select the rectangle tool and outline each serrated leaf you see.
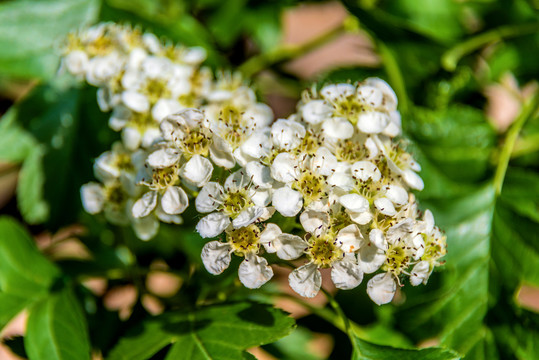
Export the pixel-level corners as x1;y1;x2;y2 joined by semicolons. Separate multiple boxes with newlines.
351;336;460;360
0;0;100;79
107;302;296;360
25;287;91;360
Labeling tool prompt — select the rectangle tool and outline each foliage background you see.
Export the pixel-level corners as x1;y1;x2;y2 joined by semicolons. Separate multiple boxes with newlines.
0;0;538;359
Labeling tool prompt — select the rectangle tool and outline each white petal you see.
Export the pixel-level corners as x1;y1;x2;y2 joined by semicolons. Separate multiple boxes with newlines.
382;118;401;137
336;224;362;252
300;209;330;235
132;191;158;218
367;273;397;305
322;117;354;140
364;137;379;159
274;234;307;260
369;229;387;250
327;172;354;191
374;197;397;216
302;100;333;125
386;219;414;244
201;241;232;275
251;189;272;207
122;127;142;150
155;206;183;224
239;131;271;160
331;254;363;290
141;128;162;148
359;246;386;273
365;77;398;111
312;147;339;176
357;85;383;108
122;91;150;113
424;209;435;233
272;187;303;217
196;182;223;213
80;183;104;214
339;194;369;213
245;161;272;189
412;234;425;260
151;99;183;122
64;50;88;76
131;216;159;241
180;155;213;187
349;210;373;225
410;261;430;286
209;136;235;169
271;119;306;151
385;185;408;206
270;152;298;184
351;160;381;182
402;169;424;191
288;263;322;298
161;186;189;215
196;212;231;238
147;148;181;168
238;254;274;289
243;103;274;129
260;223;282;253
232;206;265;228
224;170;249;191
320;84;355;101
357;112;389;134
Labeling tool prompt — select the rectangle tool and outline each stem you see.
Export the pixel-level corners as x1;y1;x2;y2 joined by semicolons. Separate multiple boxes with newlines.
377;42;410;114
321;288;353;338
442;23;539;71
493;92;539;196
238;22;348;78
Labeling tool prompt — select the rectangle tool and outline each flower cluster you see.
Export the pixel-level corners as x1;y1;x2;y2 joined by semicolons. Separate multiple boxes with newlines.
74;24;446;305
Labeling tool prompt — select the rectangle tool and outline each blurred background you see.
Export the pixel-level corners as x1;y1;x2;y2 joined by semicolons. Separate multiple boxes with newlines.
1;0;538;359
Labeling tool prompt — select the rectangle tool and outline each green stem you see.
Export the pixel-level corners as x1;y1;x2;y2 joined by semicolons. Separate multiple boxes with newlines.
442;22;539;71
377;42;410;114
493;92;539;196
321;288;353;338
238;22;348;78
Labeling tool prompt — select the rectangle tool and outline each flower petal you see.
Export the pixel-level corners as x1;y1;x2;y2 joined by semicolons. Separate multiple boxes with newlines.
209;136;235;169
201;241;232;275
274;234;307;260
369;228;387;251
238;253;274;289
288;263;322;298
322;117;354;139
300;209;330;236
359;245;386;274
336;224;362;252
80;183;105;214
272;187;303;217
161;186;189;215
374;197;397;216
385;185;408;206
147;148;181;168
195;182;224;213
232;206;265;228
410;261;431;286
351;161;381;182
356;112;389;134
302;100;333;125
196;212;231;238
331;254;363;290
121;91;150;113
180;154;213;187
259;223;282;253
339;194;369;213
132;191;158;218
367;273;397;305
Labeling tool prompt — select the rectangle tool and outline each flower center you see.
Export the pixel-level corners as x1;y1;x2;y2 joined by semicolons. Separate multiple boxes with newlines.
105;182;127;206
335;140;368;163
221;188;253;218
181;129;212;157
227;224;261;256
331;98;365;125
382;243;410;276
307;235;343;268
292;170;327;205
149;166;179;190
143;78;171;104
296;131;322;156
130;111;155;131
114;152;134;172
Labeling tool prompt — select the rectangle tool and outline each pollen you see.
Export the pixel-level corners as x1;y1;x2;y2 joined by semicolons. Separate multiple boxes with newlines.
221;188;253;218
227;224;261;256
382;243;410;276
307;235;343;268
335;140;368;163
181;129;212;157
149;166;179;190
292;170;326;205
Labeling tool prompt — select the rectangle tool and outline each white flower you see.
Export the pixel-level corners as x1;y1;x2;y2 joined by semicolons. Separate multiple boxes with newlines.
64;50;89;76
301;100;333;125
81;182;105;214
195;170;272;238
270;119;306;151
201;224;274;288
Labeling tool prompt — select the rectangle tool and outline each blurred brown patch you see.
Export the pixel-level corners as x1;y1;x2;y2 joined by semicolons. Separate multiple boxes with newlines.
82;277;108;297
0;310;27;360
282;1;379;79
247;346;278;360
309;332;334;358
141;294;165;315
517;285;539;312
0;162;18;210
103;284;138;320
146;270;182;298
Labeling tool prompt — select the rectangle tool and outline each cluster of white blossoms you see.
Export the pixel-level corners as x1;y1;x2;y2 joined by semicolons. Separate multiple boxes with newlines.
73;24;446;305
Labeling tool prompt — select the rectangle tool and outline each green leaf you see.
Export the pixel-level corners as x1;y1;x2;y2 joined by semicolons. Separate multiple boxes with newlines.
17;146;49;224
25;287;91;360
352;336;460;360
0;111;37;163
0;217;60;298
406;105;497;183
0;293;32;330
107;302;296;360
0;0;100;79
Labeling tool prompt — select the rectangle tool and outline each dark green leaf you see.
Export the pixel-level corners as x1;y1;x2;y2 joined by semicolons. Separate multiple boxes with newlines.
107;302;296;360
351;336;459;360
17;146;49;224
25;287;91;360
0;0;100;79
